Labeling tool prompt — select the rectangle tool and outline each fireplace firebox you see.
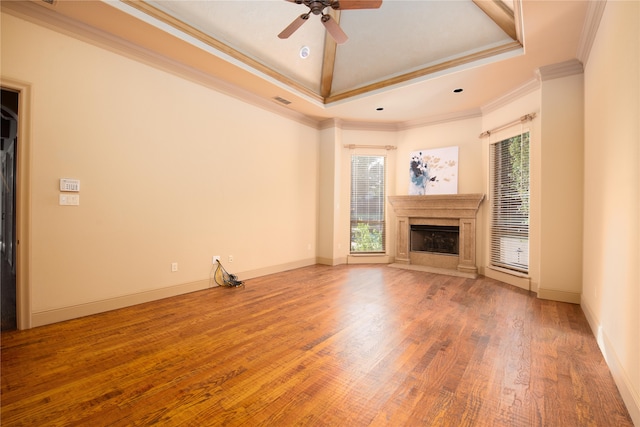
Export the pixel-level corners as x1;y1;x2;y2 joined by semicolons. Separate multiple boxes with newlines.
410;225;459;255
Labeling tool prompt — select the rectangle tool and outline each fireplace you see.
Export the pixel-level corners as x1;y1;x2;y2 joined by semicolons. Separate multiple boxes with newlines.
388;194;484;277
411;225;459;255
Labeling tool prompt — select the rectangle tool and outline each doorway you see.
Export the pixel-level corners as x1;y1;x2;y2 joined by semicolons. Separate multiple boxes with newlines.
1;89;18;331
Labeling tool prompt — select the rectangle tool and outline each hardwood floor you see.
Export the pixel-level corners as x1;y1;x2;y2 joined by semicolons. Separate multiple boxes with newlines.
1;265;633;426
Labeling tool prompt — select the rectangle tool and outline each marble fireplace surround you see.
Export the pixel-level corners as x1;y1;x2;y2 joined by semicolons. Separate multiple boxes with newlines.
388;194;485;278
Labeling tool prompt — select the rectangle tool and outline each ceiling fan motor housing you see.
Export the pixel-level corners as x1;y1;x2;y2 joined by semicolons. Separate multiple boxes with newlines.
295;0;340;15
281;0;380;43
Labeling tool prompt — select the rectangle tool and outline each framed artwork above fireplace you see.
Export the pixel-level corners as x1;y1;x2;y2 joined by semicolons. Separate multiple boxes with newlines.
409;146;458;195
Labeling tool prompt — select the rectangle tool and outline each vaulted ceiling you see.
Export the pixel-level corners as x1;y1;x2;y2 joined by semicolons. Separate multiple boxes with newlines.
4;0;590;125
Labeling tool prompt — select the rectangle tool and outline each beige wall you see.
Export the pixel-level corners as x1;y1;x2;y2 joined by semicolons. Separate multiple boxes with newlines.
581;1;640;423
396;118;484;196
538;73;584;302
2;13;319;325
317;126;339;265
3;4;639;421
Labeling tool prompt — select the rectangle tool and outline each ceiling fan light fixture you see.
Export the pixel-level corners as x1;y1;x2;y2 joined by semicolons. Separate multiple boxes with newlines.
299;46;311;59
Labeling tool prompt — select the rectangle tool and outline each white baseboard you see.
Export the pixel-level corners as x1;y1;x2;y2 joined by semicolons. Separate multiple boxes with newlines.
347;255;391;264
31;258;319;328
537;287;581;304
581;298;640;426
238;258;317;279
317;256;347;266
32;279;209;327
484;266;531;291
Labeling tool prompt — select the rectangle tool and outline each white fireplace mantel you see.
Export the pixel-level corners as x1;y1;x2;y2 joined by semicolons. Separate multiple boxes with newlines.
388;194;485;277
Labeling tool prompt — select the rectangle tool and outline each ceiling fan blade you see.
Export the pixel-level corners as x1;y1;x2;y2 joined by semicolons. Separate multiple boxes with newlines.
321;15;348;44
278;14;309;39
335;0;382;10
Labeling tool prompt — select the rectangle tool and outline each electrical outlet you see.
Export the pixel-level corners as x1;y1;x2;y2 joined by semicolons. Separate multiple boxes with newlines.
228;255;233;263
213;255;220;264
171;262;178;272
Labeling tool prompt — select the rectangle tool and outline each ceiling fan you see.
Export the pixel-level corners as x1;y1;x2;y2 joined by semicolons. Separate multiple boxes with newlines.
278;0;382;44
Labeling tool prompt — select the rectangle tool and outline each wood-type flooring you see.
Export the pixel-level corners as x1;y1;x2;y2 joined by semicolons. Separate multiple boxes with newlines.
1;265;633;426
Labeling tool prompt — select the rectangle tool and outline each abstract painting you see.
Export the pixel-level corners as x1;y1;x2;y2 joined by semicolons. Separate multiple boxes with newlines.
408;146;458;195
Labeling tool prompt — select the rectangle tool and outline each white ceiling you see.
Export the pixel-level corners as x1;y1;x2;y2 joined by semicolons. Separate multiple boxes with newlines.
9;0;590;125
146;0;518;96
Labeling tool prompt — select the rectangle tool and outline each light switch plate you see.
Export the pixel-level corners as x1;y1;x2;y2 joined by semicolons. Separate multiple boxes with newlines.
60;178;80;192
59;194;80;206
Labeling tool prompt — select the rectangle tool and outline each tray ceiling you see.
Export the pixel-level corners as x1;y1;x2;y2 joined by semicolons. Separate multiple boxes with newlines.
3;0;590;124
133;0;522;104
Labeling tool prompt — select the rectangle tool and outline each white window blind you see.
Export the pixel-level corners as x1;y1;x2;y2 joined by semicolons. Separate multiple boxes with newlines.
350;155;385;253
490;132;530;273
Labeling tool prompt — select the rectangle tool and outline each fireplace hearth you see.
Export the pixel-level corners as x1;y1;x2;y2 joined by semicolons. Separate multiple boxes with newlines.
388;194;484;277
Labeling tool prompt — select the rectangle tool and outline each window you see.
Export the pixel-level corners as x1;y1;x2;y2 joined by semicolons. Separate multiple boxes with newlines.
350;155;385;253
490;132;530;273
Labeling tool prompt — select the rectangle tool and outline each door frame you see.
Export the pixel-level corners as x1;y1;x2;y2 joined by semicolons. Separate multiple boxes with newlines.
1;77;32;330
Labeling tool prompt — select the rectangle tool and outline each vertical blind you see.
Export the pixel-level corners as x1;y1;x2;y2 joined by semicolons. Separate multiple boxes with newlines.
350;155;385;253
490;132;530;273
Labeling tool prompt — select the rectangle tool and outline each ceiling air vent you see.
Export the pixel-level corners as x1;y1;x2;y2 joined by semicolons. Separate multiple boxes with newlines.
273;96;292;105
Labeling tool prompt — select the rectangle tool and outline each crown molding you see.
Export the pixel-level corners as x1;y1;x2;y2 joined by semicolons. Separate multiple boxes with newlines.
339;121;399;132
2;1;320;130
481;78;540;114
398;109;483;131
319;108;484;132
481;58;584;115
318;118;342;130
536;59;584;81
319;118;399;131
577;0;608;65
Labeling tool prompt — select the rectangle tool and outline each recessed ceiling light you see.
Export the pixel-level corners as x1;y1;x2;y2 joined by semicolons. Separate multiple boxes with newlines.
299;46;310;59
376;107;384;111
453;88;464;93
